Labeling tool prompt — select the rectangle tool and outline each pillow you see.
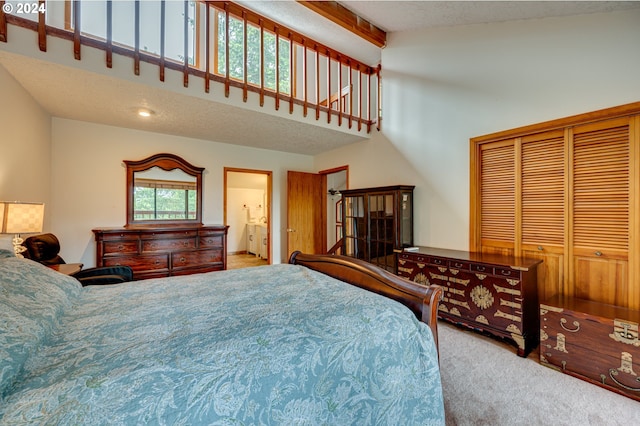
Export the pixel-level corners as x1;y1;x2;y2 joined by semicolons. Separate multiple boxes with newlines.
0;248;15;259
0;235;16;257
0;256;82;397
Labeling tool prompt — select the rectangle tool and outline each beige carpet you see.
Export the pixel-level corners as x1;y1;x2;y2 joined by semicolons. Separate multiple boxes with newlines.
438;322;640;425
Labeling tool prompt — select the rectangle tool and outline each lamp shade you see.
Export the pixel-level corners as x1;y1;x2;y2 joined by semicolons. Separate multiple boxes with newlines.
0;202;45;234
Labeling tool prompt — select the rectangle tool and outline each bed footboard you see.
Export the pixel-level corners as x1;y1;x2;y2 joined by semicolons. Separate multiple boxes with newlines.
289;251;443;353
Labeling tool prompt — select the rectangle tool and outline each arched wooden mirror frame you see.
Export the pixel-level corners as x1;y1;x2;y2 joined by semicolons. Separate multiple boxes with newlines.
125;153;204;226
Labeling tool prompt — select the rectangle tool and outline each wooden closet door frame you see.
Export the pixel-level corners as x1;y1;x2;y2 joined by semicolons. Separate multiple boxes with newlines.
470;101;640;309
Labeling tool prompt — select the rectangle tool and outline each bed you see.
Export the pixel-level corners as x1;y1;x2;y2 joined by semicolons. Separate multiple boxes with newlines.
1;249;444;425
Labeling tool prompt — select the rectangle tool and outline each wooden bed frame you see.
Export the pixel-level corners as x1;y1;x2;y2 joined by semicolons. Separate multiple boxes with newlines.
289;251;444;352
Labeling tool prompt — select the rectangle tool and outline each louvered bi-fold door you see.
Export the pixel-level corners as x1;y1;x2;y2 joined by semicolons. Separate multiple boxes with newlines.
479;140;515;256
570;118;630;306
520;130;566;303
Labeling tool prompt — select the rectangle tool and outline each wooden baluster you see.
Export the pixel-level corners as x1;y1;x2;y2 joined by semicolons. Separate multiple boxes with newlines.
337;55;342;126
159;0;165;81
302;40;307;117
0;1;7;43
315;46;320;120
242;11;247;102
290;33;295;115
259;18;264;107
106;0;112;68
275;26;280;111
357;64;362;131
37;0;46;51
182;0;189;87
134;0;140;75
367;70;371;133
347;59;352;129
326;49;331;124
376;64;381;131
204;1;209;92
73;0;80;59
224;2;230;97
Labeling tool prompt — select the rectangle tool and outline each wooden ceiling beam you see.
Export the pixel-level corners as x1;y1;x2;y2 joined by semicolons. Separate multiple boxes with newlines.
297;1;386;48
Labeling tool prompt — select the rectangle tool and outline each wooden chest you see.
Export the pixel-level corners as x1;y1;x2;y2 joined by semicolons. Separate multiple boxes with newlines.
93;225;228;280
398;247;541;357
540;295;640;401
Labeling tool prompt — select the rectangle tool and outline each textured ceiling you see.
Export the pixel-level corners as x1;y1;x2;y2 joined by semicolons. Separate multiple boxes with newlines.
0;51;367;155
3;1;639;155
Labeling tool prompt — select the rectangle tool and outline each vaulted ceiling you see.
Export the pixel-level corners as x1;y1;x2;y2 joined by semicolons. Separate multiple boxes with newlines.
2;1;638;155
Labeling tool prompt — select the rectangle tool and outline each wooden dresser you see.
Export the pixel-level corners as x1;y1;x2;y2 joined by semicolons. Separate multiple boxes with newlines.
540;296;640;401
398;246;541;356
93;225;228;280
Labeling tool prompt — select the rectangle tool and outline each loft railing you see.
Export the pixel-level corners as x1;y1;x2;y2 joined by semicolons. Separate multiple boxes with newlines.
0;0;381;132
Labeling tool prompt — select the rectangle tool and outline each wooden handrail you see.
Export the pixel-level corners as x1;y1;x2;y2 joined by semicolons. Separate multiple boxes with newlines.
327;237;344;255
1;1;380;132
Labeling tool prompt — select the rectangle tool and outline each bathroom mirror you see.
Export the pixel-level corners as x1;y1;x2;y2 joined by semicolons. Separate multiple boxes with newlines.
125;153;204;226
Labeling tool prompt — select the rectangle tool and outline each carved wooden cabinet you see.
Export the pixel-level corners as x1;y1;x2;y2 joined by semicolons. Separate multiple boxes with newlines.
341;185;414;273
540;296;640;401
93;225;228;280
398;246;541;356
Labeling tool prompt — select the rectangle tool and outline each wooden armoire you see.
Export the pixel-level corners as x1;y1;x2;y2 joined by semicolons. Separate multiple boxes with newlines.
470;102;640;310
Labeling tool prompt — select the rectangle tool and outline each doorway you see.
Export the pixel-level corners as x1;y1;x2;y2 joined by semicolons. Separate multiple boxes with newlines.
323;166;348;253
224;168;272;269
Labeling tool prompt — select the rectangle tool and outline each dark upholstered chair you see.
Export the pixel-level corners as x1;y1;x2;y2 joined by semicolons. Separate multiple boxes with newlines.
22;233;133;286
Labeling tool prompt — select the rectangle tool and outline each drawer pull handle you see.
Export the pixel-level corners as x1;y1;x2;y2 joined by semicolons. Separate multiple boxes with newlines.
502;270;511;276
609;369;640;392
154;260;160;265
560;318;580;333
537;246;544;251
180;257;186;263
118;245;124;250
595;251;602;256
476;266;485;272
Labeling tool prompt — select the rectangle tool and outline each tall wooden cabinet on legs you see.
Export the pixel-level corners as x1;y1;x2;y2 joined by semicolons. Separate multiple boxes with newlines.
341;185;414;273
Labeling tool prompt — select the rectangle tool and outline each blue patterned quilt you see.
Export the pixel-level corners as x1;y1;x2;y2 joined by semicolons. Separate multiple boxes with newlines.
0;252;443;425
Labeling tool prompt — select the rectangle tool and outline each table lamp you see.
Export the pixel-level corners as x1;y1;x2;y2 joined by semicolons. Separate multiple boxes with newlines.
0;201;45;257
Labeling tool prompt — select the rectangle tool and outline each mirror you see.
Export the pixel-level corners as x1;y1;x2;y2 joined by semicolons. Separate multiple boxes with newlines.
125;153;204;226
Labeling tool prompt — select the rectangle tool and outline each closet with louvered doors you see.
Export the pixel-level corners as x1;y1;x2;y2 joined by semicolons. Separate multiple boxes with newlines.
520;129;566;304
569;118;631;306
471;102;640;310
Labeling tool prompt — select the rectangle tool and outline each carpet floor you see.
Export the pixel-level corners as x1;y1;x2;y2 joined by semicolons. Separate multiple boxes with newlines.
438;322;640;425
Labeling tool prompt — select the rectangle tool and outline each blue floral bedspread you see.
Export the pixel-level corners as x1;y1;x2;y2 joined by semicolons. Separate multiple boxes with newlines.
1;254;443;425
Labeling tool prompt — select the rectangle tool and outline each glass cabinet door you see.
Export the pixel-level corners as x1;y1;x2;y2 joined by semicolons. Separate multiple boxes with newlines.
343;195;365;260
400;190;413;248
368;193;395;271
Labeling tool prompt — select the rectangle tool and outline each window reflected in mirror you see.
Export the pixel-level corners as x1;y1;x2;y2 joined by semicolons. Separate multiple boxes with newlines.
133;167;197;221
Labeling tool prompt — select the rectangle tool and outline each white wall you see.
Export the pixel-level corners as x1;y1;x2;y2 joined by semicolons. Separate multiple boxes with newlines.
0;64;51;227
50;118;313;266
315;10;640;251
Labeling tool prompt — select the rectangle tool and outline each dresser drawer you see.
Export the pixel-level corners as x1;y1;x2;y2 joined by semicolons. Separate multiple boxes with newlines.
103;240;139;254
141;230;198;240
470;263;493;274
429;257;446;267
142;238;196;252
199;234;224;248
448;260;469;270
100;231;138;241
102;254;169;272
172;249;223;269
